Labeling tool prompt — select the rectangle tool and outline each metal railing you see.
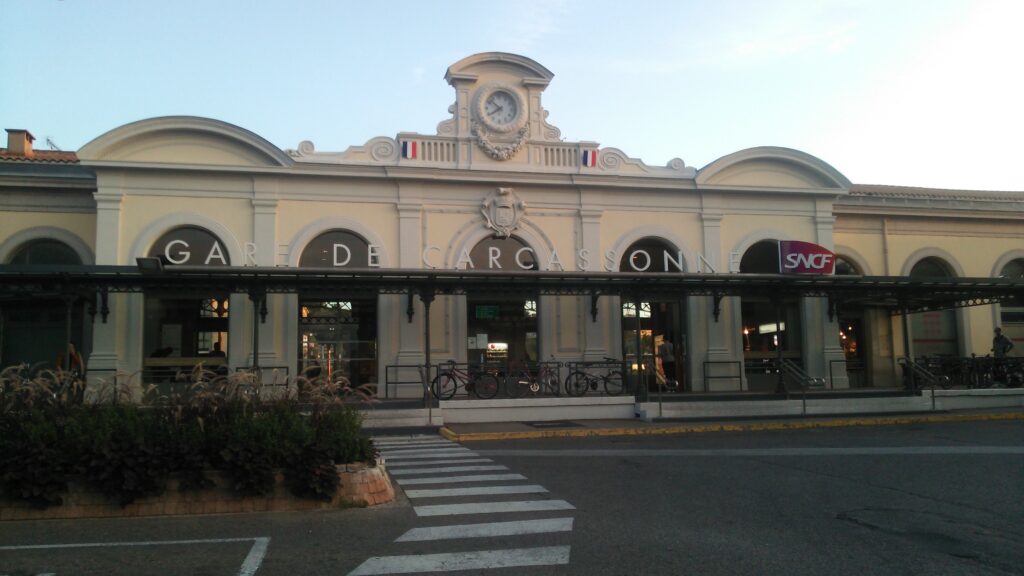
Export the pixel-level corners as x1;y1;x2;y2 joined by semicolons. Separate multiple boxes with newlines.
703;361;743;392
384;364;434;399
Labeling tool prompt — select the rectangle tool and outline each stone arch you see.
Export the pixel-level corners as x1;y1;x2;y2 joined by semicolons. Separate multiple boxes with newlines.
287;217;391;268
833;245;872;276
697;147;851;189
131;212;242;265
447;218;554;270
608;226;692;272
900;247;965;278
0;226;94;265
731;228;794;269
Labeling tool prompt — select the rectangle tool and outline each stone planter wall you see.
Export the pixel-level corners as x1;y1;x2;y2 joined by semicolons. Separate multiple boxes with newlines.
0;459;394;521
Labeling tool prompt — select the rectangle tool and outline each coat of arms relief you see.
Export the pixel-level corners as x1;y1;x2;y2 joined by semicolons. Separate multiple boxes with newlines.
481;187;526;238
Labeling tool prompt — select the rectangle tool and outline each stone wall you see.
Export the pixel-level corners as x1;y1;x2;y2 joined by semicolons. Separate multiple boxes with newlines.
0;460;394;521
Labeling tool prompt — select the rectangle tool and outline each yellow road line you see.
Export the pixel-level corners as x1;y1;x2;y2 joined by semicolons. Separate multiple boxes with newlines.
440;411;1024;442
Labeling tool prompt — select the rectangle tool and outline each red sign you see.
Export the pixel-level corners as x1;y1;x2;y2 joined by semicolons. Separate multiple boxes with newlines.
778;240;835;275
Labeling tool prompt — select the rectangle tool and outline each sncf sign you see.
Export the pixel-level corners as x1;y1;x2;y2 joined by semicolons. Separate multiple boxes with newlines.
778;240;835;275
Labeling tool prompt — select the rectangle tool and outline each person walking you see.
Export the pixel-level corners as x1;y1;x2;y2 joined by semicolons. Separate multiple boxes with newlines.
992;327;1014;358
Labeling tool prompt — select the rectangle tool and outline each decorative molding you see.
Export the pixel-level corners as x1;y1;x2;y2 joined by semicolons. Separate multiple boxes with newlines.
290;137;400;164
472;83;528;134
472;122;529;161
481;187;526;238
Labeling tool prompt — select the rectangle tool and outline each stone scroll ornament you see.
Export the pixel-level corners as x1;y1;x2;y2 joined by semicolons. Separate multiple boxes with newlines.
481;187;526;238
472;122;529;161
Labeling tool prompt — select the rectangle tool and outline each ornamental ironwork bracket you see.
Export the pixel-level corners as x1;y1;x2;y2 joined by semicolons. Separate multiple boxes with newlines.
827;296;837;322
590;291;599;322
713;292;723;322
100;290;110;323
406;290;415;323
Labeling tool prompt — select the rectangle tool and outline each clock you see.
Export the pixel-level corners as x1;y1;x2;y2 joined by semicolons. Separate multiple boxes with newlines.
484;91;518;127
474;84;526;133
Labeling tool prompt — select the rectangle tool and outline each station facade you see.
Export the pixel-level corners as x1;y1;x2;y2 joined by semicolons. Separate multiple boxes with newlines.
2;52;1022;397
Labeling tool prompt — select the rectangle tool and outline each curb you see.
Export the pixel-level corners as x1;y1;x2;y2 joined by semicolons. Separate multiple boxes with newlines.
439;411;1024;442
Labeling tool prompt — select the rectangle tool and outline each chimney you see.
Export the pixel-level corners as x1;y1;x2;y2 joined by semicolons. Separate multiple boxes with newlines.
5;129;35;156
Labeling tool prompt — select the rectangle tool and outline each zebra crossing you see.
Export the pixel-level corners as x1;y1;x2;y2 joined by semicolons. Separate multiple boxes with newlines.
347;435;575;575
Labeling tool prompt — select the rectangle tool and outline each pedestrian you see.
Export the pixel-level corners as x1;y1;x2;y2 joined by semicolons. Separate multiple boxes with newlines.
992;327;1014;358
658;335;676;389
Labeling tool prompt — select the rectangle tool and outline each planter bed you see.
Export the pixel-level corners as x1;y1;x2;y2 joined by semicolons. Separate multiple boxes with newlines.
0;459;393;521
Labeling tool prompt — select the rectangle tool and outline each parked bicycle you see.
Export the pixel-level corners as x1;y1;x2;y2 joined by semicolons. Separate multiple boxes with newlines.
432;360;500;400
564;359;624;396
505;358;561;398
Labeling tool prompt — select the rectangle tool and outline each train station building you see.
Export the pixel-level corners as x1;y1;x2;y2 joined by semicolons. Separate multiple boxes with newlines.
2;52;1022;408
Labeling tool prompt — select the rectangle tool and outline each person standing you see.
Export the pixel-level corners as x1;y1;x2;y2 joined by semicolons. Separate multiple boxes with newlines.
992;327;1014;358
659;335;676;389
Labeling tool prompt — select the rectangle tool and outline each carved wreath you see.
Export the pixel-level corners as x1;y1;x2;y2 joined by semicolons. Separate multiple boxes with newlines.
472;122;529;161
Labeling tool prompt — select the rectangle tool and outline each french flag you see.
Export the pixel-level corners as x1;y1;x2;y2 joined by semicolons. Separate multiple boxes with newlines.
582;149;597;167
401;140;417;159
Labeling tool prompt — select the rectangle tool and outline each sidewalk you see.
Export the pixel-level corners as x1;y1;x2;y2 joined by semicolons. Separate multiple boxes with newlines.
439;407;1024;442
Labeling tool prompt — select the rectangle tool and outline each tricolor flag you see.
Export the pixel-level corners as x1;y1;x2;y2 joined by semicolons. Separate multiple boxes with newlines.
582;149;598;167
401;140;417;159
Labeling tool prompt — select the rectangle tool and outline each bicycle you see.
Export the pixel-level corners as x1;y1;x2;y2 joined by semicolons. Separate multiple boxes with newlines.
564;359;624;397
505;359;561;398
432;360;500;400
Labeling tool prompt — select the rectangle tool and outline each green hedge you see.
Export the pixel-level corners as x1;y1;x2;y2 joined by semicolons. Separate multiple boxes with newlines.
0;368;377;509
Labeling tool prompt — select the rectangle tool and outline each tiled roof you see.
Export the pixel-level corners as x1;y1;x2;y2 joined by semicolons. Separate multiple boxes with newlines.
0;149;79;163
849;184;1024;202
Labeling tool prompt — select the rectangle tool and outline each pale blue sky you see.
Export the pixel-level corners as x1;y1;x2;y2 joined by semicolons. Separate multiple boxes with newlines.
3;0;1022;190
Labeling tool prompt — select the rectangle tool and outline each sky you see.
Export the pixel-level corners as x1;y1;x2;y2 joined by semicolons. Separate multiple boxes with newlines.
3;0;1023;191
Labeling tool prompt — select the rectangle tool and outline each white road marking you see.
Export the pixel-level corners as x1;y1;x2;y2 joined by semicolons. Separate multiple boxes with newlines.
395;473;526;486
0;537;270;576
385;458;492;467
405;485;548;499
379;448;472;457
395;517;574;542
414;499;575;517
389;465;508;476
374;441;454;448
384;451;476;460
347;545;570;575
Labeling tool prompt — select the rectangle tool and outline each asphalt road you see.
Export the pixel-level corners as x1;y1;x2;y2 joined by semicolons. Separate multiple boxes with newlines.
0;420;1021;575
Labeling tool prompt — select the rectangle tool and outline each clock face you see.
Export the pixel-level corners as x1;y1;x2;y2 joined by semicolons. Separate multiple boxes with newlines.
484;91;518;126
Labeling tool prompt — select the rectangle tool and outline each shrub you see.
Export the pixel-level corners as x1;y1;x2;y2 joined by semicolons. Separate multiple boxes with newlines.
0;366;377;509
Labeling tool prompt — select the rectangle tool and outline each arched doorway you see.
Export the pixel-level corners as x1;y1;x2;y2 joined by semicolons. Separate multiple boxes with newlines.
834;256;867;386
297;230;378;386
142;226;231;385
1;239;88;371
908;257;959;357
996;259;1023;355
740;240;803;391
465;236;538;367
618;238;687;392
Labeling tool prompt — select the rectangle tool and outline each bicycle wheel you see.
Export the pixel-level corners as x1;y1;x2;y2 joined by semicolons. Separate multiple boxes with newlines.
505;370;531;398
542;372;561;396
603;370;624;395
473;373;500;399
432;373;457;400
565;371;590;397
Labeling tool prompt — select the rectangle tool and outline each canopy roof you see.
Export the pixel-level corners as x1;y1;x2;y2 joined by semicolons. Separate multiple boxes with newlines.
0;265;1020;315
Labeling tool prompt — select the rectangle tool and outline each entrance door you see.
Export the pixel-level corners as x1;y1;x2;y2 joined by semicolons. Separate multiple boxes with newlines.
467;297;538;367
299;299;377;388
622;300;686;391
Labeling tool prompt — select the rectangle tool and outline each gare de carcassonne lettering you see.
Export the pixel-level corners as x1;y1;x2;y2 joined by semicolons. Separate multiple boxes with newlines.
162;241;834;274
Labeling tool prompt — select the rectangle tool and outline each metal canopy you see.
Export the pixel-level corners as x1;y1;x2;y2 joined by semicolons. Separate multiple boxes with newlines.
0;264;1021;314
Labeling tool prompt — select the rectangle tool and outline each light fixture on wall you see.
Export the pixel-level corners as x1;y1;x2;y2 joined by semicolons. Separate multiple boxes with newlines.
135;257;164;274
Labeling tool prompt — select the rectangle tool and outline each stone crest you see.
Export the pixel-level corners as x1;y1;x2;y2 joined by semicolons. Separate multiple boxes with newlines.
481;187;526;238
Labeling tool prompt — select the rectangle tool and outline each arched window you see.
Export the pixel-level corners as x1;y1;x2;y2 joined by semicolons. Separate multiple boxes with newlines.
618;238;687;391
739;240;802;391
298;230;377;385
143;227;231;384
1;239;86;370
998;259;1024;355
9;239;81;265
909;257;958;357
149;226;230;266
467;236;538;365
